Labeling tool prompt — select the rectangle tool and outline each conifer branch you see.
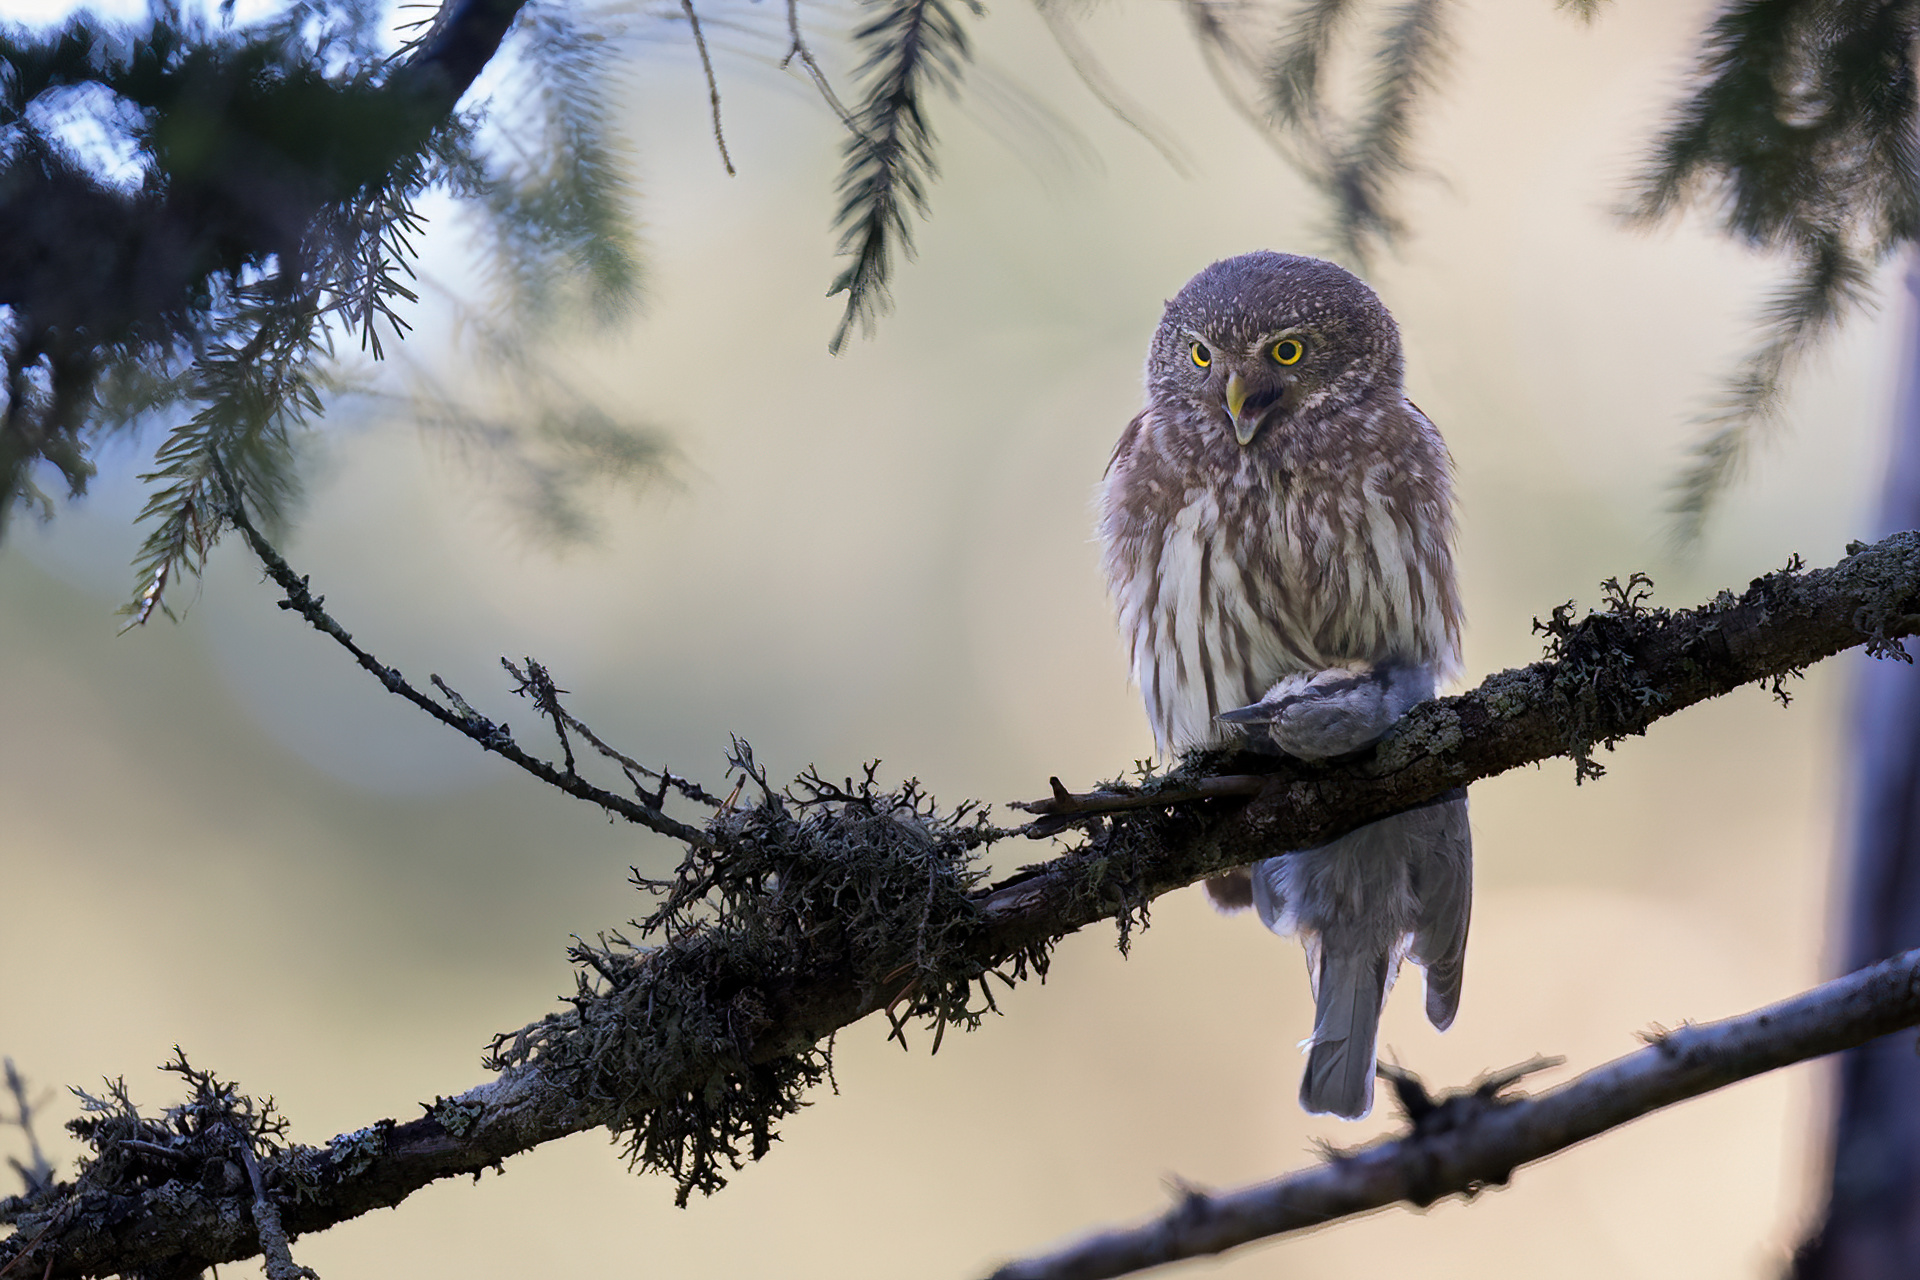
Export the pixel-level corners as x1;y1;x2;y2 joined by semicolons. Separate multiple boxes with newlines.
826;0;983;354
1667;233;1876;545
1329;0;1451;264
1265;0;1353;145
394;0;536;109
1257;0;1454;267
782;0;858;129
1632;0;1920;539
1034;0;1191;176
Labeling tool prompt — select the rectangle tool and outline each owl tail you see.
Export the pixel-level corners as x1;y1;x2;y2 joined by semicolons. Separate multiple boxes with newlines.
1299;945;1391;1119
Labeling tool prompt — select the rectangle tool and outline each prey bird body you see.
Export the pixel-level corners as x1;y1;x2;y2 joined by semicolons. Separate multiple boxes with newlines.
1098;251;1471;1119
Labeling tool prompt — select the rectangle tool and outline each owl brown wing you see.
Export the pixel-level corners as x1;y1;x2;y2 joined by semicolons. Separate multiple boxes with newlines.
1102;409;1148;480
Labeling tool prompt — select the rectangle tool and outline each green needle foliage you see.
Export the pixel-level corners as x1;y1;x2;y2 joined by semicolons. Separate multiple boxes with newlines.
826;0;983;355
1260;0;1456;268
0;0;644;619
1255;0;1915;539
1632;0;1920;541
10;0;1909;616
457;0;640;330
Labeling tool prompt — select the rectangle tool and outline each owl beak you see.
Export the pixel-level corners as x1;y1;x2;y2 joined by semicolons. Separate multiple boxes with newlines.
1225;372;1262;447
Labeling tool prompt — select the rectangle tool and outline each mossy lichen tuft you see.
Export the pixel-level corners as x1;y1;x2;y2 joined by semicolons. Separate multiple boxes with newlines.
1532;573;1670;781
485;740;1016;1205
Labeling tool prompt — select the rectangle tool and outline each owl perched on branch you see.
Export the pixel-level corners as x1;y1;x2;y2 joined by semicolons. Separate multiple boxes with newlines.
1098;251;1471;1119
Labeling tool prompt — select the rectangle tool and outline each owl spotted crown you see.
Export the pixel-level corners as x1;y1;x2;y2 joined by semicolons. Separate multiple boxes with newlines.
1147;251;1407;423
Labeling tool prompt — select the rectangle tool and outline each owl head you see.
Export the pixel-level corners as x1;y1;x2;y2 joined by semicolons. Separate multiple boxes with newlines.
1146;252;1405;449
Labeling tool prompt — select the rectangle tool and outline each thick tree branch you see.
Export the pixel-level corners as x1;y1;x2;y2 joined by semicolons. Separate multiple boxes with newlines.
6;534;1920;1278
986;946;1920;1280
393;0;534;109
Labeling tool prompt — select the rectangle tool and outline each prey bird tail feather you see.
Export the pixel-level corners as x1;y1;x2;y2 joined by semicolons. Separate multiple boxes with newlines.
1299;944;1392;1119
1411;790;1472;1031
1249;794;1470;1118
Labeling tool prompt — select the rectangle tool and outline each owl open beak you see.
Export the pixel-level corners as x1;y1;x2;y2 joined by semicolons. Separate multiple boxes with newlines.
1224;372;1267;447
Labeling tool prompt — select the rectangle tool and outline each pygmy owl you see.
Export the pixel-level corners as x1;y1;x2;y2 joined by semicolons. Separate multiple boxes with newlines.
1098;251;1471;1119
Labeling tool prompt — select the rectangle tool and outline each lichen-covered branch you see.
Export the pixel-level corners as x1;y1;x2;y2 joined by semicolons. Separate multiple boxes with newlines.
985;945;1920;1280
5;534;1920;1278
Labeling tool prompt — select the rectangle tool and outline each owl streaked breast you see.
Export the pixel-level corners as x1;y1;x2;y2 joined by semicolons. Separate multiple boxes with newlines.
1100;387;1461;755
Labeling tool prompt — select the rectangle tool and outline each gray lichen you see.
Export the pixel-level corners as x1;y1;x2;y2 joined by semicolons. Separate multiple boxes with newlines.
425;1097;486;1139
483;740;1026;1205
1531;573;1671;781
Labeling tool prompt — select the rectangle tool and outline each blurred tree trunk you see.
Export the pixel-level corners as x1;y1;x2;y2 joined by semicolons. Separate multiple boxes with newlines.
1796;259;1920;1278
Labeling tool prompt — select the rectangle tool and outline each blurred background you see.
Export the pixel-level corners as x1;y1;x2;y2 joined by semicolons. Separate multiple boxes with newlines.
0;0;1904;1275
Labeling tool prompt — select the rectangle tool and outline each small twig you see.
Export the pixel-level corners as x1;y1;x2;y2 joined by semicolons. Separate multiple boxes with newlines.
213;465;710;846
236;1139;318;1280
1376;1054;1565;1128
504;657;577;776
682;0;736;175
498;658;723;807
781;0;858;131
2;1061;55;1197
1014;774;1270;836
427;674;499;736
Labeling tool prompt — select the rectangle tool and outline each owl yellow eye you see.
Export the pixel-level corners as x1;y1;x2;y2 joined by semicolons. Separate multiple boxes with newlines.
1190;342;1211;368
1271;338;1305;366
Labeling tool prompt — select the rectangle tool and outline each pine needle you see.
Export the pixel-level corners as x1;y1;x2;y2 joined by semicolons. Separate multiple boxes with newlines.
826;0;983;355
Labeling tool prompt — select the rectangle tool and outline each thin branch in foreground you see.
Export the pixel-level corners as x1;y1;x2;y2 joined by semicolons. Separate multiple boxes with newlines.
986;946;1920;1280
506;656;578;775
